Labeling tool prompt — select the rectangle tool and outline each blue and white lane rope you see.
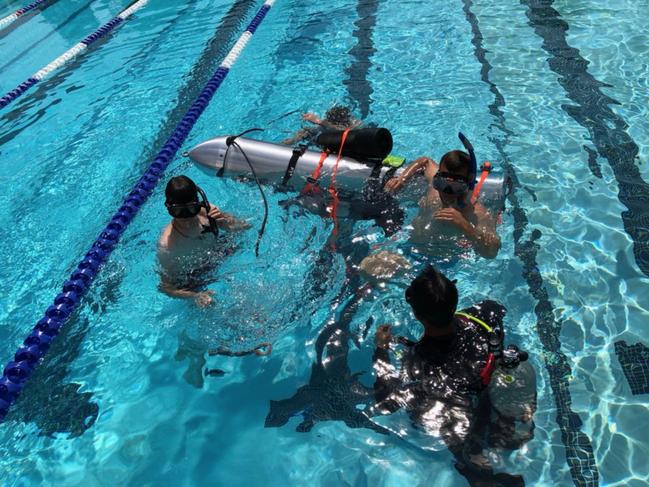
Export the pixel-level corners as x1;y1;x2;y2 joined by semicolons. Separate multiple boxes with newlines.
0;0;51;31
0;0;275;422
0;0;149;111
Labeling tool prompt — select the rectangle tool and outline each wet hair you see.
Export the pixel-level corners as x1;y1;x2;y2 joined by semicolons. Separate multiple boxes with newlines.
325;105;352;127
405;265;458;328
439;150;471;178
165;175;198;204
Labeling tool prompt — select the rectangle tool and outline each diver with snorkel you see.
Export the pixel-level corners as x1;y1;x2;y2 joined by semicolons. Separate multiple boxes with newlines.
384;133;501;259
157;175;250;307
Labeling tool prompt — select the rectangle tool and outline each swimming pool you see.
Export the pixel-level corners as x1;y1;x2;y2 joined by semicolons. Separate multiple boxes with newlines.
1;0;648;484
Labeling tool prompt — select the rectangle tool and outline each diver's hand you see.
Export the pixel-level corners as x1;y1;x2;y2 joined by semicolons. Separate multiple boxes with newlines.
384;177;404;193
194;290;215;307
254;342;273;356
434;208;472;234
302;112;320;124
375;325;392;350
208;206;235;226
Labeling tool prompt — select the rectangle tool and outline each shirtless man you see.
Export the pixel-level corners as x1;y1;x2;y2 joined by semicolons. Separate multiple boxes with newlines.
157;175;250;307
384;137;500;259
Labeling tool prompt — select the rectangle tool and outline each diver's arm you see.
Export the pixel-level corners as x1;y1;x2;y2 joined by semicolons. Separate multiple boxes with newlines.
373;347;399;407
281;128;311;145
158;278;215;306
467;205;501;259
372;325;402;413
156;243;215;306
384;157;435;193
207;205;251;232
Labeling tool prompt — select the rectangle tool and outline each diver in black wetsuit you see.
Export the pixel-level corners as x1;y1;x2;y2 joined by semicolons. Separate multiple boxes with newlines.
372;265;535;487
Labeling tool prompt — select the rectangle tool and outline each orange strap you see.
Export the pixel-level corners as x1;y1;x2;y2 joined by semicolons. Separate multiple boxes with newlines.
301;149;330;195
471;161;492;204
327;128;350;237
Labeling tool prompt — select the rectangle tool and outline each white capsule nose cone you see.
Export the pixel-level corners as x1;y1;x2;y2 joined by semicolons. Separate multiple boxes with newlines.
187;137;229;173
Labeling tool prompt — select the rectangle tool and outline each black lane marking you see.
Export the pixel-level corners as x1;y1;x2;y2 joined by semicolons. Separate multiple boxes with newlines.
136;0;258;170
615;341;649;395
521;0;649;278
343;0;379;119
461;1;599;485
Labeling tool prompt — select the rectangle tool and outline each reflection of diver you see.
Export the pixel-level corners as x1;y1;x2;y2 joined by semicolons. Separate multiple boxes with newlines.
265;278;387;434
371;266;535;486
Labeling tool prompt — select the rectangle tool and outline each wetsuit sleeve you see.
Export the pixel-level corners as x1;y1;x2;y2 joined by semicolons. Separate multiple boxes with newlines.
372;347;402;413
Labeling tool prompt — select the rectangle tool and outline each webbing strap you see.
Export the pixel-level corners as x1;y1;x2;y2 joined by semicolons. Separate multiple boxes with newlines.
280;144;307;188
327;128;350;237
301;150;329;195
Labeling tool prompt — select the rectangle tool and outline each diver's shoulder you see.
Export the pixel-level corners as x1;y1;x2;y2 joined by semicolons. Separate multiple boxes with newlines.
158;224;174;250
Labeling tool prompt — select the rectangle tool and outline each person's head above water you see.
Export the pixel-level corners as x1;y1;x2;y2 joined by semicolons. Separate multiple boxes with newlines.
165;175;204;219
324;105;353;127
433;150;473;208
405;265;458;331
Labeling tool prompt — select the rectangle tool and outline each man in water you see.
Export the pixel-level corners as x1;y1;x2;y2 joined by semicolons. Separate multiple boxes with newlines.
384;141;500;259
371;266;533;486
281;105;363;145
157;175;250;307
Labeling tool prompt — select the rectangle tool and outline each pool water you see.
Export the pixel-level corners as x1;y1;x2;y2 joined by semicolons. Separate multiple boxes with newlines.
1;0;649;485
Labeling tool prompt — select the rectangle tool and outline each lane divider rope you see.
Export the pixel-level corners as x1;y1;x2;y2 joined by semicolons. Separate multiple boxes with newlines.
0;0;150;111
0;0;276;421
0;0;51;31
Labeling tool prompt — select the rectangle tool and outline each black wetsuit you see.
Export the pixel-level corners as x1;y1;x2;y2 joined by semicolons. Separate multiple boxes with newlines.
373;301;501;415
372;300;526;487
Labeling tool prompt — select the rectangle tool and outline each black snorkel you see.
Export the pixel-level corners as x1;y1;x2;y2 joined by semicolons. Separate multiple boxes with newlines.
196;186;219;239
458;132;477;189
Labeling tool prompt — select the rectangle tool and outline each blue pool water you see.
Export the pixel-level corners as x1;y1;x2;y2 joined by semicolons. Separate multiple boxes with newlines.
1;0;649;485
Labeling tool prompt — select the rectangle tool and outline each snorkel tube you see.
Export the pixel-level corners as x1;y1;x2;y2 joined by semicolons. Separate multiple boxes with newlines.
458;132;477;189
196;186;219;239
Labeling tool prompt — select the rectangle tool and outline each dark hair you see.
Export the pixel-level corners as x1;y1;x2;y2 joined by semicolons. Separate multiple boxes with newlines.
325;105;352;127
439;150;471;177
405;265;458;327
165;175;198;204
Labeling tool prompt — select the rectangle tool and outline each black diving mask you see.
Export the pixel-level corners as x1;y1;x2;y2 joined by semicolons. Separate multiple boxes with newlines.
432;173;469;196
165;200;202;219
165;186;209;220
165;186;220;238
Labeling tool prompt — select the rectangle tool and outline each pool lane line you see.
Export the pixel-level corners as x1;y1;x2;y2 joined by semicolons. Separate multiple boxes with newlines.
521;0;649;279
0;0;204;147
0;0;150;111
460;1;599;486
0;0;55;33
0;0;97;74
0;0;276;422
344;0;380;119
